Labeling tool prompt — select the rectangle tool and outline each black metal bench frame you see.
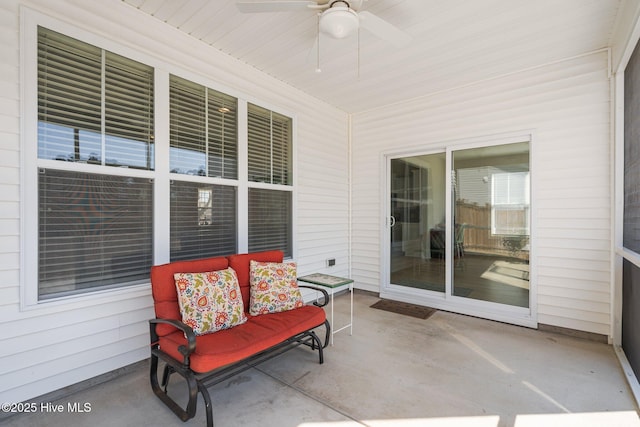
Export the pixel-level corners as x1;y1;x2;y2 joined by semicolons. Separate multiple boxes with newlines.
149;285;330;427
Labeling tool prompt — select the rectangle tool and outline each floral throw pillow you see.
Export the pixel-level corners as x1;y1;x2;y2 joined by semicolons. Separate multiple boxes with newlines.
174;268;247;335
249;260;304;316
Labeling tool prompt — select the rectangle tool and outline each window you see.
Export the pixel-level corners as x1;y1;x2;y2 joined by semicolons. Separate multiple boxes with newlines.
248;103;292;184
38;28;154;168
247;104;293;257
36;27;154;299
491;171;530;235
169;75;237;178
38;170;153;299
248;188;292;256
170;181;237;261
29;23;294;303
169;75;239;261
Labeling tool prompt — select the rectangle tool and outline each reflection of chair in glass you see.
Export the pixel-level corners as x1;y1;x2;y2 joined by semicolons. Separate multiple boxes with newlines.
412;232;432;275
455;223;466;258
429;224;466;259
429;228;445;259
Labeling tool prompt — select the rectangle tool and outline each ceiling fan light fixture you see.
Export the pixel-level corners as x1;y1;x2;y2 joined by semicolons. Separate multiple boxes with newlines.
319;4;359;39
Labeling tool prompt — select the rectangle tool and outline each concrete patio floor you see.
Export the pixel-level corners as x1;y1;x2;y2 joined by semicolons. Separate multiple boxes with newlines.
2;291;639;427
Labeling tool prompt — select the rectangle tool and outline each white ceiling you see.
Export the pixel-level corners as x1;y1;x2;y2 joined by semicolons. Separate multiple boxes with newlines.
120;0;622;113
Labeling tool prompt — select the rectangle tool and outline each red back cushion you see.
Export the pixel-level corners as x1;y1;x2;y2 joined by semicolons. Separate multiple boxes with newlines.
227;250;284;311
150;256;229;336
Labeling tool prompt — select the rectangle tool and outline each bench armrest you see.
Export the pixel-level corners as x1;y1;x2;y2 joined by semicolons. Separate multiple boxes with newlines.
298;284;330;308
149;318;197;364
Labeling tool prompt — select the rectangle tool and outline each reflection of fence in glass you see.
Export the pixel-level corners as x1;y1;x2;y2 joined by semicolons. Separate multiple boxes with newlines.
456;201;529;260
493;206;529;235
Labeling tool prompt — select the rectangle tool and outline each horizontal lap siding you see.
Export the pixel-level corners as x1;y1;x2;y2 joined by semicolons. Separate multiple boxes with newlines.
0;0;348;403
0;0;19;313
295;112;349;276
351;52;612;335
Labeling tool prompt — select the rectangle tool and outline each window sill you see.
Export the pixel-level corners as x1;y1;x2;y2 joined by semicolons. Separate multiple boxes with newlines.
21;282;152;314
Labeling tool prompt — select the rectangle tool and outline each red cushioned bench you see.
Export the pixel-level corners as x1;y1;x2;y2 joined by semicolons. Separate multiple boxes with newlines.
149;250;330;427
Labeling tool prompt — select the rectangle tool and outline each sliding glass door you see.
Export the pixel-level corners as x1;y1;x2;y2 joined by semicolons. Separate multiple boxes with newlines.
387;140;531;317
389;153;446;293
452;142;530;307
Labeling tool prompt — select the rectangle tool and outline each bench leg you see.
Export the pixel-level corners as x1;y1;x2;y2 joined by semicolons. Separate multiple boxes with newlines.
308;330;324;364
322;319;331;349
161;364;173;391
199;382;214;427
150;351;209;425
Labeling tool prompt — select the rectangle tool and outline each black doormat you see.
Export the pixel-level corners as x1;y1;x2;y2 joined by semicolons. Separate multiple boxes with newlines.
370;299;437;319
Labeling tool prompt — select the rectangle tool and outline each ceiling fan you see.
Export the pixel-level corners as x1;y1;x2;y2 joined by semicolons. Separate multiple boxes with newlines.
236;0;412;48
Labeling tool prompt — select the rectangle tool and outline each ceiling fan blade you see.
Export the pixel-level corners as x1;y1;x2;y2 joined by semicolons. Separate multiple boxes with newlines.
358;11;412;48
236;1;318;13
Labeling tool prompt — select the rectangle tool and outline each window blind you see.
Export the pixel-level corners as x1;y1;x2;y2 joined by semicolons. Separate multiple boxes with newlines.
38;169;153;299
38;27;154;169
170;181;237;261
37;27;155;299
169;75;237;178
38;27;102;162
271;111;292;185
248;188;291;257
208;88;238;179
247;103;292;185
491;171;530;235
104;52;154;169
35;26;294;299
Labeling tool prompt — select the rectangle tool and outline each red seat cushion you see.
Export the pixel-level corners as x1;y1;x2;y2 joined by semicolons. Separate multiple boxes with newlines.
151;257;229;336
227;251;284;311
158;305;326;373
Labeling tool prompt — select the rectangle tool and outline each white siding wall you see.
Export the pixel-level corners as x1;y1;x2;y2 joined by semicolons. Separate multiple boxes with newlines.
0;0;348;403
351;52;612;336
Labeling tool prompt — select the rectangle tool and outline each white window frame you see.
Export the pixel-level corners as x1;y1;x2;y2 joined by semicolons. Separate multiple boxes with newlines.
381;131;536;328
20;8;297;309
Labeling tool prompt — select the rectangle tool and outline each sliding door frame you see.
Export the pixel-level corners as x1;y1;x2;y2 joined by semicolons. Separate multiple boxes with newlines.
380;131;537;328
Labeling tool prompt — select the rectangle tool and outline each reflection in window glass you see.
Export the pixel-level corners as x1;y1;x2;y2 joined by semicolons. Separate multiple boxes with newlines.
453;142;530;308
38;123;102;163
170;181;237;261
491;171;530;235
198;188;213;226
389;153;446;293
